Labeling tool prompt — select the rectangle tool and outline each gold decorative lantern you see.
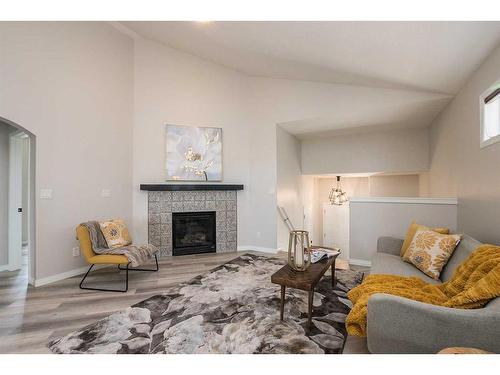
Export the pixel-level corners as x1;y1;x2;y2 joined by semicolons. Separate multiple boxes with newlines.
288;230;311;271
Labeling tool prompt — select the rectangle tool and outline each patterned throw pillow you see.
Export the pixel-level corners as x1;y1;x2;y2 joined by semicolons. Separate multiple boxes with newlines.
403;229;461;280
400;221;450;257
99;219;132;249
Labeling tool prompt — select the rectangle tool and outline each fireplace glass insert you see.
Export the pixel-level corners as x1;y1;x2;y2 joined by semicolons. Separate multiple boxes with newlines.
172;211;216;256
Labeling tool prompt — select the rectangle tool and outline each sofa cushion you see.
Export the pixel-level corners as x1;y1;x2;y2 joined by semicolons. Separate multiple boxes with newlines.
440;234;482;282
88;254;129;264
485;297;500;312
371;253;441;284
377;236;404;256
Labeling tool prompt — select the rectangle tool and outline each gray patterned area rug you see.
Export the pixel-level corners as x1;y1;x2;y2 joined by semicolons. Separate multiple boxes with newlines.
49;254;363;354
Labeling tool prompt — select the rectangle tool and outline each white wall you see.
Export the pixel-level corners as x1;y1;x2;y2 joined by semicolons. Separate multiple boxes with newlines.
3;24;417;276
0;22;466;282
132;38;251;247
0;122;11;266
427;43;500;244
312;175;421;247
276;127;303;251
301;127;430;175
0;22;134;279
369;174;420;197
301;175;320;246
349;199;458;262
318;177;370;201
247;78;436;250
315;177;366;245
132;43;439;252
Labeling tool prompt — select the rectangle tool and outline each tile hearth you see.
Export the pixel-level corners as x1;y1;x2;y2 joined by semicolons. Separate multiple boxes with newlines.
148;190;237;256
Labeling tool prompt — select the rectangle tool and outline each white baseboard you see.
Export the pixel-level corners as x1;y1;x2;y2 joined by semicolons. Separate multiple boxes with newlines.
349;258;372;267
0;264;10;272
29;253;370;287
34;264;111;287
0;263;22;272
237;247;372;268
32;247;276;287
237;245;278;254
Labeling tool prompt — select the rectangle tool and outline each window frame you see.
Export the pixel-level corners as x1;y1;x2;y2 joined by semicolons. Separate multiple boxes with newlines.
480;79;500;149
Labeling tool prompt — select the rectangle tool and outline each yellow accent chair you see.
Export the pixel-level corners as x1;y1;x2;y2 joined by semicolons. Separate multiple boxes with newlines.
76;224;159;292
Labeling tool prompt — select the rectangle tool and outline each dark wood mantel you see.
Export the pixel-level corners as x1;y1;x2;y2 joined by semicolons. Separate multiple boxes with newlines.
140;184;244;191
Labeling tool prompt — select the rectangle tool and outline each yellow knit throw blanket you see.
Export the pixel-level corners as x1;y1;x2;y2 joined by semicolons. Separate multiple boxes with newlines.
346;244;500;336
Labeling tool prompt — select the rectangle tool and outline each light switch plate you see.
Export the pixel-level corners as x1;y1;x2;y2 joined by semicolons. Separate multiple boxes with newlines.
40;189;53;199
101;189;112;198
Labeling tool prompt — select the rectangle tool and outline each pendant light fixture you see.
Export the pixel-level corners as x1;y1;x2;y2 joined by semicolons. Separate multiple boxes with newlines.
329;176;349;205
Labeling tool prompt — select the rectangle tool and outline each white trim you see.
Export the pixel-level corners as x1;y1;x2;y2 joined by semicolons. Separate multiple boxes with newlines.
349;197;457;205
108;22;143;40
0;263;23;272
0;117;36;282
237;245;278;254
479;80;500;149
349;258;372;267
33;264;111;287
480;134;500;149
322;202;350;261
8;131;25;272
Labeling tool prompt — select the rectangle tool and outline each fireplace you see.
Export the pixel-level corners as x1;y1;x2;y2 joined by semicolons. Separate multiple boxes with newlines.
144;186;243;256
172;211;216;256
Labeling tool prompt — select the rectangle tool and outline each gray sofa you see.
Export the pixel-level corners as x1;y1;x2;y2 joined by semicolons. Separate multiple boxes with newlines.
367;234;500;354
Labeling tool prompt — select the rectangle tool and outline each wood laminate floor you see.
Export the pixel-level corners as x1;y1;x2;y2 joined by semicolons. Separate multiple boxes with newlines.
0;251;369;354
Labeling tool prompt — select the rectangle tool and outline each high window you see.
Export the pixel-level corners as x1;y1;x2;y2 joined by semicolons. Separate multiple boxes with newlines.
481;83;500;148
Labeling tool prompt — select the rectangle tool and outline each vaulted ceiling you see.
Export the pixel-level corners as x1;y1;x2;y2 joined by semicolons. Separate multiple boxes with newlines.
122;21;500;139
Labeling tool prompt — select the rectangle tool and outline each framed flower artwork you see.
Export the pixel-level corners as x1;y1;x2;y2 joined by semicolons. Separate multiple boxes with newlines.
165;124;223;181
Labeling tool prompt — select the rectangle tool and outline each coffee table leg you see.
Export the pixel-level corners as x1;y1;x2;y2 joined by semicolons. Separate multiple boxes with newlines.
280;285;285;321
307;290;314;331
331;261;336;287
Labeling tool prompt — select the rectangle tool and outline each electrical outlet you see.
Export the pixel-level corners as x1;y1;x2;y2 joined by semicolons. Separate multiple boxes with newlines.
101;189;111;197
72;246;80;257
40;189;53;199
256;231;261;239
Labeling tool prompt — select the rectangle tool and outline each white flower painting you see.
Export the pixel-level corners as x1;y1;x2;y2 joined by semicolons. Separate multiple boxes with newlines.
165;125;222;181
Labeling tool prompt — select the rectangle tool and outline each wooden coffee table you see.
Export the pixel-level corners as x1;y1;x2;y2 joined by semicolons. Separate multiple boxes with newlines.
271;247;341;331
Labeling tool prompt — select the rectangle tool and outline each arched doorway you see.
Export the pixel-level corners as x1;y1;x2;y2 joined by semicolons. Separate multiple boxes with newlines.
0;116;36;286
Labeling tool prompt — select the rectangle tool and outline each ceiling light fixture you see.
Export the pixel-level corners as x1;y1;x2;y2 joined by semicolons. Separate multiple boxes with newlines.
329;176;349;206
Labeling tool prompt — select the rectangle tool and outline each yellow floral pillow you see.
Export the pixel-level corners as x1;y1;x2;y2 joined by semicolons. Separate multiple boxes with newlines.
403;229;461;280
400;221;450;257
99;219;132;249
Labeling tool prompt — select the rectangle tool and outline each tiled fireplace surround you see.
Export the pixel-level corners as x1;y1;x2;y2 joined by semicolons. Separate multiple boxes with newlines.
147;190;238;256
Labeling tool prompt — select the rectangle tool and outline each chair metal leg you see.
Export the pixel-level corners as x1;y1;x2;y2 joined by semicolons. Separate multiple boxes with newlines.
79;264;129;293
118;254;159;272
79;254;159;293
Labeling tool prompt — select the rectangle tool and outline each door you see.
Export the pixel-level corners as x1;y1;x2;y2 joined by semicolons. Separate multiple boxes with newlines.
8;132;25;271
303;205;314;246
323;202;350;261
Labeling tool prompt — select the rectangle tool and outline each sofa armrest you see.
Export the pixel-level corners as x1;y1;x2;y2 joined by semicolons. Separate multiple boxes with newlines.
376;236;404;256
367;293;500;354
